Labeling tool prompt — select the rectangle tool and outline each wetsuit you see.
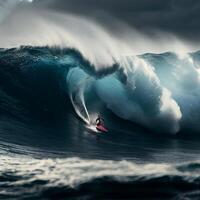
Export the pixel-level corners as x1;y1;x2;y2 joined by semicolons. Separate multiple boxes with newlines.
96;117;104;126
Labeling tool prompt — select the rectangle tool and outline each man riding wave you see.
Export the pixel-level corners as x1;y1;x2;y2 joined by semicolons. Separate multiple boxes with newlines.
96;115;104;126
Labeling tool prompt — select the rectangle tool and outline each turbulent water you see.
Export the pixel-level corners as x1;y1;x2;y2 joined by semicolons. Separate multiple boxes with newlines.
1;46;200;199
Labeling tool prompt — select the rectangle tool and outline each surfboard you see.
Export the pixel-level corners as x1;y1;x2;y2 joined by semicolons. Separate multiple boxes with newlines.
96;125;108;132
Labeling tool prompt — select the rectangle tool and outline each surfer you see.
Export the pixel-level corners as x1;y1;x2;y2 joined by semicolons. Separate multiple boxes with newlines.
96;115;104;126
95;115;108;132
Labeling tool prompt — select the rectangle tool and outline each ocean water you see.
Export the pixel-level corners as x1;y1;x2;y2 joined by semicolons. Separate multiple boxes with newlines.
0;47;200;199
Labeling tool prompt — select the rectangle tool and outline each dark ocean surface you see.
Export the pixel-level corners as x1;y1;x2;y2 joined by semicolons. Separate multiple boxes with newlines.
0;47;200;200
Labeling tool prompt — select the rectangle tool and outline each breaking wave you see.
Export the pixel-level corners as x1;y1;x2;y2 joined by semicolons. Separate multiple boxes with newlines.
1;46;200;134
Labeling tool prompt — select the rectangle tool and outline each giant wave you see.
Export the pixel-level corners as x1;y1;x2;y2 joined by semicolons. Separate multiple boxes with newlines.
1;47;200;134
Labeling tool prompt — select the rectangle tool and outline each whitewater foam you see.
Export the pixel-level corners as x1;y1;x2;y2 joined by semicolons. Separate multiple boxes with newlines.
1;154;200;190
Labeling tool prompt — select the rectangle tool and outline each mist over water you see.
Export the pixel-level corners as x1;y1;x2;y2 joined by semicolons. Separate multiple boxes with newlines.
0;3;199;66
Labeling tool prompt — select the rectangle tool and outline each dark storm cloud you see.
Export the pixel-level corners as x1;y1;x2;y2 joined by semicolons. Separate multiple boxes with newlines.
48;0;171;12
35;0;200;40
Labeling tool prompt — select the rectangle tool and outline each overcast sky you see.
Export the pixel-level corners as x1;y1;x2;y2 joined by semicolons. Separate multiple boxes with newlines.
29;0;199;41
